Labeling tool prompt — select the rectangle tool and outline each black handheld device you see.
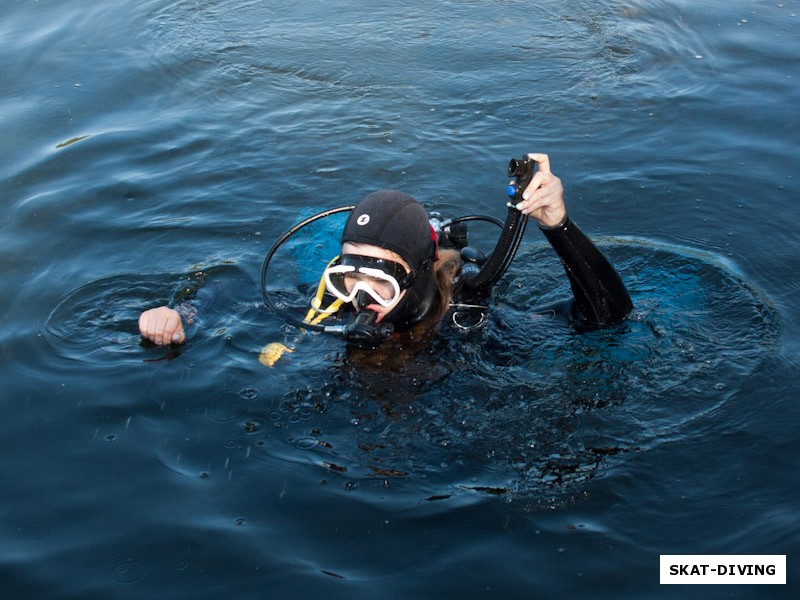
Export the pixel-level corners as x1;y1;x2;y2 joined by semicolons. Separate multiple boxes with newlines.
507;155;536;202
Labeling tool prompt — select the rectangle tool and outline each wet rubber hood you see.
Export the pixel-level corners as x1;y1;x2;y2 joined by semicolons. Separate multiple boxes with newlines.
340;190;438;331
341;190;435;271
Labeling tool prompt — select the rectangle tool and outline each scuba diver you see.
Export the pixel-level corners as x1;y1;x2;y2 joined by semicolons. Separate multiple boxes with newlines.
138;153;632;349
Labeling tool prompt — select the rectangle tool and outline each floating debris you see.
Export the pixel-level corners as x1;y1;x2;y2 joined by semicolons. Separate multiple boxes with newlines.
55;135;90;149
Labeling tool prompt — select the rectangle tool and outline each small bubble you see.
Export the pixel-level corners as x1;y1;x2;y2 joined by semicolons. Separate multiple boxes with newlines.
105;434;117;443
238;388;260;400
344;481;358;491
109;559;148;585
293;438;316;450
234;517;247;526
199;471;209;479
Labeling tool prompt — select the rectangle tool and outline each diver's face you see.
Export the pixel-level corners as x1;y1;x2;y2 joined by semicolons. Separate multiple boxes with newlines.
340;242;410;322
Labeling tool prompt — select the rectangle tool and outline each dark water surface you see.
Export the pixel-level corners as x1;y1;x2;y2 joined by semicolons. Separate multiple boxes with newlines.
2;0;798;597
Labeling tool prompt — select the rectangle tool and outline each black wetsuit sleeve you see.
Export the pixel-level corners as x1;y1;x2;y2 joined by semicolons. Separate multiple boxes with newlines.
167;268;250;335
167;281;220;337
541;216;632;326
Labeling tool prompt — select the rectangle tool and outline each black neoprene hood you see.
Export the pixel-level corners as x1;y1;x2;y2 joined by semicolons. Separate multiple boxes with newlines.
339;190;439;331
340;190;435;270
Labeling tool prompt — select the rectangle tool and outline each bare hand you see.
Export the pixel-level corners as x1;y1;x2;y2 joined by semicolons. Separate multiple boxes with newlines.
513;153;567;228
138;306;185;345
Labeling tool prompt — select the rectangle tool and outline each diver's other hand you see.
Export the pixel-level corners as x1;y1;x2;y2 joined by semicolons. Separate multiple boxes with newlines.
138;306;185;345
514;153;567;228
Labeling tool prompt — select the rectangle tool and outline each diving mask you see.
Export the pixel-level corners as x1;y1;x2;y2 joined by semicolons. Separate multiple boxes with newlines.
324;254;413;308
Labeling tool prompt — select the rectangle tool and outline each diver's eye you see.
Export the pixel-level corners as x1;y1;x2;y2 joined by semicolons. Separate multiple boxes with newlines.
344;273;395;301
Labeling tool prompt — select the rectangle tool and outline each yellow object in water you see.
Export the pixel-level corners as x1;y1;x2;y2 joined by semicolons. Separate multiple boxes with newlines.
259;342;294;367
260;259;343;367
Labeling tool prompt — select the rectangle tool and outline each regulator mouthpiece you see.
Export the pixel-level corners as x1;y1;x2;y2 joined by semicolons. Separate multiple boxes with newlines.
343;310;394;348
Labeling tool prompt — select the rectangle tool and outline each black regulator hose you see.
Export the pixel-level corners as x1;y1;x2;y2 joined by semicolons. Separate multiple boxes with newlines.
259;205;354;332
441;214;505;230
259;205;396;348
464;156;536;291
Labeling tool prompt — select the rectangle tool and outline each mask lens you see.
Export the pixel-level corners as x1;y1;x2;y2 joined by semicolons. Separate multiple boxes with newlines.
323;255;408;308
343;272;396;301
324;269;351;298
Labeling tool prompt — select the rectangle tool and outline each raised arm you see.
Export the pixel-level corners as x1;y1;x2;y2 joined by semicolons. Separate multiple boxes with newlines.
514;153;632;326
